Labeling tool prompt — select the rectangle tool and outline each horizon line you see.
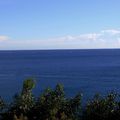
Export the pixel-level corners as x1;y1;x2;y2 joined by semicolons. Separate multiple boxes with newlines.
0;48;120;51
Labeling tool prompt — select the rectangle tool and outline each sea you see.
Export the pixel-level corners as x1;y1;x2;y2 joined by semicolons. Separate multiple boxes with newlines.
0;49;120;101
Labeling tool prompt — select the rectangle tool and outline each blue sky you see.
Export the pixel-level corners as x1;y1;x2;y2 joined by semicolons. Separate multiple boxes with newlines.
0;0;120;49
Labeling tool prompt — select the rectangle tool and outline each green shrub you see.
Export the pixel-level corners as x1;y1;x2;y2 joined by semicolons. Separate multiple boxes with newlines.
1;78;120;120
83;93;119;120
29;84;82;120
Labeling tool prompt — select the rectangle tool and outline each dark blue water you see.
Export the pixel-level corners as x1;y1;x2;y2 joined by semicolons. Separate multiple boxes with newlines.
0;49;120;101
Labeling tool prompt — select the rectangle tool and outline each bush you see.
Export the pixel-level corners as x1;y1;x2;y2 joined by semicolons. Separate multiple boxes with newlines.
0;79;120;120
83;93;119;120
29;84;82;120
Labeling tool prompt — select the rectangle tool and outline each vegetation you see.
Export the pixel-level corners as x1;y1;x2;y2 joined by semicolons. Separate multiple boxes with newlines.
0;79;120;120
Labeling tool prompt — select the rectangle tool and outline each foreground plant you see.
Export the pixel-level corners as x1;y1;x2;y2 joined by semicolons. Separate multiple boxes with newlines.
29;84;82;120
83;93;119;120
0;78;120;120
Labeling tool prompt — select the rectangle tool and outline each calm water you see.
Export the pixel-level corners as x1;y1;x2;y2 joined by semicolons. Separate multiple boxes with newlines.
0;49;120;101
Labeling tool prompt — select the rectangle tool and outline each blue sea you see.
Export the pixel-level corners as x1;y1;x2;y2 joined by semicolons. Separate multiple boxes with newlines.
0;49;120;101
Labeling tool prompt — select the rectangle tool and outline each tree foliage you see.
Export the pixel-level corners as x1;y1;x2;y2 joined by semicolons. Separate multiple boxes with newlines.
0;79;120;120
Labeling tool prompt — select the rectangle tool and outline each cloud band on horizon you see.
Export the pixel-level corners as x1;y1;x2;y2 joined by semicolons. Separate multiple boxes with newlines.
1;29;120;50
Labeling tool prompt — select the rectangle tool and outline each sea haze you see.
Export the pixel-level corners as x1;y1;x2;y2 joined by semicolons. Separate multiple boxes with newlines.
0;49;120;101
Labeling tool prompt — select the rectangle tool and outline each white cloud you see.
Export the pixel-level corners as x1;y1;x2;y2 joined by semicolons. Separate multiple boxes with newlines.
0;35;9;41
1;29;120;49
101;29;120;35
76;33;101;41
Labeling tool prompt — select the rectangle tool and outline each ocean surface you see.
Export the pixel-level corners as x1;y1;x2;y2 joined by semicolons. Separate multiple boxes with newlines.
0;49;120;101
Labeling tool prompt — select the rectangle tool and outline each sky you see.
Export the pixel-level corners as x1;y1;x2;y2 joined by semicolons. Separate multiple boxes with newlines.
0;0;120;50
